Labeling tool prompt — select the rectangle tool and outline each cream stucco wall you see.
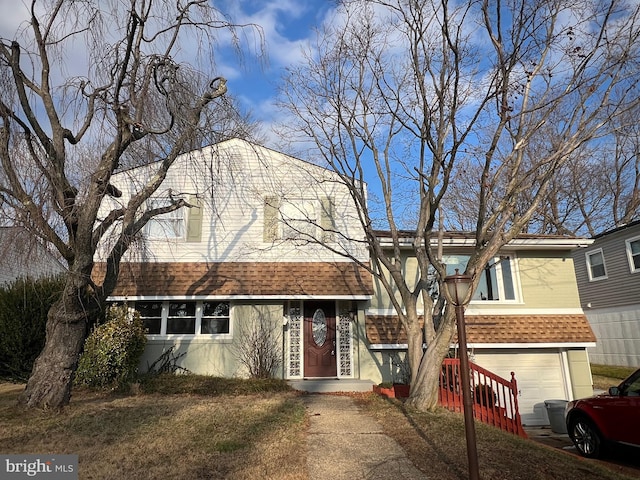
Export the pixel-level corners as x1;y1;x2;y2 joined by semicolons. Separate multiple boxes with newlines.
138;301;285;378
371;250;582;313
517;253;582;309
566;349;594;399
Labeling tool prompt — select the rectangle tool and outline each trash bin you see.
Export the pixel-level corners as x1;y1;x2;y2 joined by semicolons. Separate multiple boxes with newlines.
544;399;568;434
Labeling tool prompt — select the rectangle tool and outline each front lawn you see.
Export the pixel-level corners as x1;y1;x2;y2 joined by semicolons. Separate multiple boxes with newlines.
0;378;307;479
2;376;638;479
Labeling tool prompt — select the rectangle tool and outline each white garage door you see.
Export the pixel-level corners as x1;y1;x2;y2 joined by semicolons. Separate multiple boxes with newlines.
472;350;567;426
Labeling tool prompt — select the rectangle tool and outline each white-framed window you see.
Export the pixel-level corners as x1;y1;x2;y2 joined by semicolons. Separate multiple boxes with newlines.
444;254;518;302
145;198;185;239
133;300;231;336
281;199;318;240
626;236;640;273
586;248;607;281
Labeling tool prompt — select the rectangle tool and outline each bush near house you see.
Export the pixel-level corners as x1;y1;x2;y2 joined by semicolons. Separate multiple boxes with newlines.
0;276;64;381
75;304;147;389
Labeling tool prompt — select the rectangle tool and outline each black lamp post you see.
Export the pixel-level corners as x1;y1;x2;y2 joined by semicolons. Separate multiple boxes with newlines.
444;269;480;480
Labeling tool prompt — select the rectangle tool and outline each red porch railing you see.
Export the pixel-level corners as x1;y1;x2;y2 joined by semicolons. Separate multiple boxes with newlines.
439;358;527;438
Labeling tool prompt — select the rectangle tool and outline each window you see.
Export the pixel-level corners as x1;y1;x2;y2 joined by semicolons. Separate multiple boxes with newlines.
281;200;317;239
586;249;607;281
444;254;518;302
201;301;230;334
134;300;231;336
136;301;162;334
263;196;335;243
626;236;640;273
145;198;185;239
167;302;196;334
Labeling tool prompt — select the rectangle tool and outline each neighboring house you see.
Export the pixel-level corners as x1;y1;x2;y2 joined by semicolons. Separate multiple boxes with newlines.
571;220;640;368
0;226;65;285
94;138;595;426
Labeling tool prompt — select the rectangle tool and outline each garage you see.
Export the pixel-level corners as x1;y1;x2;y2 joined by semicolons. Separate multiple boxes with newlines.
472;349;568;426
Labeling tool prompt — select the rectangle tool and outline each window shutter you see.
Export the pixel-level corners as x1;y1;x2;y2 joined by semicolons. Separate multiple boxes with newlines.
320;197;335;243
263;196;280;242
186;196;203;243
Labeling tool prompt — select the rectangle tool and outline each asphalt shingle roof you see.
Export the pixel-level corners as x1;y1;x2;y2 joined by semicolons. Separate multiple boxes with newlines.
366;313;596;345
93;261;374;297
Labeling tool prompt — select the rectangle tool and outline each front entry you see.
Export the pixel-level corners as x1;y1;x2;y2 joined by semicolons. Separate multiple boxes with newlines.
303;301;337;377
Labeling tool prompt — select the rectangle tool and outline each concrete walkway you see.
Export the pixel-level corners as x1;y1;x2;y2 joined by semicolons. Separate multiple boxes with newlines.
303;394;427;479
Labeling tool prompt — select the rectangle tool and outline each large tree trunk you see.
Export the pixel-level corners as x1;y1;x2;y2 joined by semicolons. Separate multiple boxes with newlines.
406;314;456;411
18;286;92;409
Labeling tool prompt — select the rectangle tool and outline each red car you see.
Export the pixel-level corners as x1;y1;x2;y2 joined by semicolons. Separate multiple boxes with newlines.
565;368;640;458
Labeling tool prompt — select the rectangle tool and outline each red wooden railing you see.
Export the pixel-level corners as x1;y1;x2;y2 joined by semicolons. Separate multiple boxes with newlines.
439;358;527;438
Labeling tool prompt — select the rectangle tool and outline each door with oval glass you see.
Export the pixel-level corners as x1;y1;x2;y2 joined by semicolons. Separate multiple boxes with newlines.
303;301;337;377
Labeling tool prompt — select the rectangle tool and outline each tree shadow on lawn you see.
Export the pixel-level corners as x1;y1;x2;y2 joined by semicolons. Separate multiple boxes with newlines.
0;384;307;480
357;394;636;480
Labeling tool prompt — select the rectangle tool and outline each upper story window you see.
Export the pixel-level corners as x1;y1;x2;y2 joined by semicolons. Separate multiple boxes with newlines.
263;196;335;243
145;198;185;239
626;236;640;273
444;254;518;302
133;300;231;337
281;200;318;239
586;249;607;281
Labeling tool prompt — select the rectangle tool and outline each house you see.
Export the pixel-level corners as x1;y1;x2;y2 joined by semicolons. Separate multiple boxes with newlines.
368;231;596;425
571;220;640;368
94;138;595;426
0;226;65;285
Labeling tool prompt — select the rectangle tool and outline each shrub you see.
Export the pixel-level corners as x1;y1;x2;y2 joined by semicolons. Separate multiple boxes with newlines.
234;307;281;379
0;276;64;381
75;304;147;389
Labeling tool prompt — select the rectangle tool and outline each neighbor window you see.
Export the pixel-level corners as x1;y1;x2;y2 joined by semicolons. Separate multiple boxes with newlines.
443;254;518;302
586;249;607;281
133;300;231;336
626;236;640;273
145;198;185;239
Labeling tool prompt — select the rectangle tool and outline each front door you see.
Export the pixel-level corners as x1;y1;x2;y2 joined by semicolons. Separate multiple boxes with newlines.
303;301;337;377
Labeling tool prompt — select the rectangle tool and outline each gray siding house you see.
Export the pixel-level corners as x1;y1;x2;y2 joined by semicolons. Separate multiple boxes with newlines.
0;227;65;285
572;220;640;367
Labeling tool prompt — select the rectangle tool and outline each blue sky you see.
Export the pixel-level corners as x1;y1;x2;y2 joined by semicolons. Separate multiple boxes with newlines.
0;0;335;149
215;1;336;148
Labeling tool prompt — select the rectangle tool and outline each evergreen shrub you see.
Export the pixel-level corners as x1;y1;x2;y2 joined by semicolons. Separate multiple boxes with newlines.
75;304;147;389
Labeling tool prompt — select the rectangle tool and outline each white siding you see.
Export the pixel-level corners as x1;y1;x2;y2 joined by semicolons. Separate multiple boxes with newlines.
99;139;367;264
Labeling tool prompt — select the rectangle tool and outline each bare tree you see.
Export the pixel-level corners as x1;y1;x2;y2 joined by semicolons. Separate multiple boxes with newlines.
278;0;640;411
448;114;640;237
0;0;259;408
234;306;282;379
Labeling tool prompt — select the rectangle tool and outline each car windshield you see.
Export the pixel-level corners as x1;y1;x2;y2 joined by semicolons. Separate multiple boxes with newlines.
621;371;640;396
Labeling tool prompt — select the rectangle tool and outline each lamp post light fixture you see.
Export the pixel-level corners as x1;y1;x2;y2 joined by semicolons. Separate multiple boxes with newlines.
444;269;480;480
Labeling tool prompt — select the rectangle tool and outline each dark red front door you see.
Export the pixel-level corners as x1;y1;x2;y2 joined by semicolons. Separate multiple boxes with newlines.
303;301;337;377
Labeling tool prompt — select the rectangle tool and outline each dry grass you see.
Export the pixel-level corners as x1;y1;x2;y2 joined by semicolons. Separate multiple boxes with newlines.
591;364;637;390
4;375;639;480
354;393;640;480
0;380;307;479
